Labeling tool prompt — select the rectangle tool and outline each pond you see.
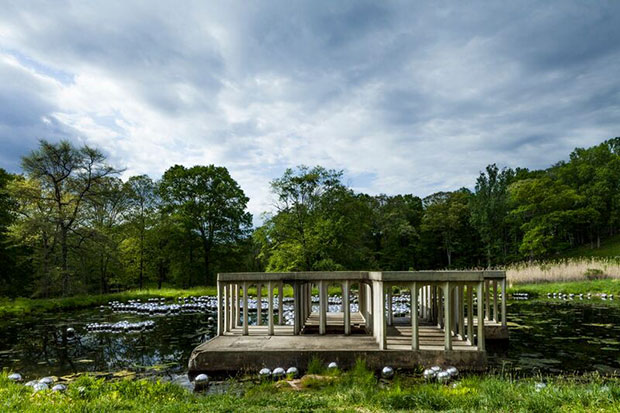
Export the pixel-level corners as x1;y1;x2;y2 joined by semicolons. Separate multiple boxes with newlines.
1;297;619;380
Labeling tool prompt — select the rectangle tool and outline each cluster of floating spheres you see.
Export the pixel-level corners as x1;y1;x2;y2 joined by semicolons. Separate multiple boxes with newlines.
257;366;299;380
546;292;614;300
18;376;67;393
422;366;458;383
107;296;217;316
511;292;530;301
85;320;155;333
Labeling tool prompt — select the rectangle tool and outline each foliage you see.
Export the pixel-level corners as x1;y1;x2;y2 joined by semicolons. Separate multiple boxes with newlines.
1;370;618;412
159;165;253;285
6;137;620;298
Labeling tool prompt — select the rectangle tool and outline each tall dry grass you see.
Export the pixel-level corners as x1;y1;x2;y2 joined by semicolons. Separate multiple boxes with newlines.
506;257;620;284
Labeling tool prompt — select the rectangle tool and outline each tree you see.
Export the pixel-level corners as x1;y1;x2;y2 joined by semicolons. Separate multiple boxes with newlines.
509;176;597;259
258;166;352;271
159;165;252;285
0;169;33;296
470;164;514;267
20;140;119;295
422;190;476;268
125;175;157;289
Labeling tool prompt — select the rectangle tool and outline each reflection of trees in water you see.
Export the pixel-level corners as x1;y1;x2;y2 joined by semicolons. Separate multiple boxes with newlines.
0;312;216;377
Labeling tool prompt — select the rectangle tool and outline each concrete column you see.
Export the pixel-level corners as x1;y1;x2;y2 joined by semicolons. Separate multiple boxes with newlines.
493;280;498;323
381;283;387;350
319;280;327;335
233;284;239;328
359;282;366;321
451;286;457;335
278;281;284;325
438;287;444;328
242;282;249;336
268;281;274;336
217;281;223;336
458;285;464;339
501;278;507;327
293;283;301;335
477;281;485;351
223;283;229;333
256;283;262;326
485;280;490;320
367;283;373;334
444;282;452;351
467;285;474;345
411;282;419;350
343;280;351;335
387;286;393;326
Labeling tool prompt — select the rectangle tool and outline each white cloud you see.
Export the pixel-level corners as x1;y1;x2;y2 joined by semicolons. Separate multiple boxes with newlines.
1;1;620;223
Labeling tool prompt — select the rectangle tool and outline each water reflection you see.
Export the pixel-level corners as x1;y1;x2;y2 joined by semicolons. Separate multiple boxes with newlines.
0;309;215;379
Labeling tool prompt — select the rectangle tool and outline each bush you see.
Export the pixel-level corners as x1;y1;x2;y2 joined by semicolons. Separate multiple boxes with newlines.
584;268;607;280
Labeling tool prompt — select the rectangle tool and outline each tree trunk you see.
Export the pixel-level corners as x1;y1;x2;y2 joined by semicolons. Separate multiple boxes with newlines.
60;226;69;296
202;238;211;285
139;230;144;290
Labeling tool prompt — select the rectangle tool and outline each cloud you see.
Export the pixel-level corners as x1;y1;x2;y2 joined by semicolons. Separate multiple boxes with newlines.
0;1;619;222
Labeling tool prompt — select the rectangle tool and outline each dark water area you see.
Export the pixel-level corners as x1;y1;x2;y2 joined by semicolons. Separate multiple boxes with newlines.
0;307;215;380
1;299;619;380
487;299;620;375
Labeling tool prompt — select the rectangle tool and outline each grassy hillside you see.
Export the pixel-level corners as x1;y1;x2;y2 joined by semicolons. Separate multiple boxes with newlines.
562;234;620;258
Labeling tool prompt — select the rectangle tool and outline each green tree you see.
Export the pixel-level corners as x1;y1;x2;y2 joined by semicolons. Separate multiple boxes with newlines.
258;166;352;271
19;140;118;295
125;175;157;289
422;190;476;268
470;164;514;267
159;165;252;285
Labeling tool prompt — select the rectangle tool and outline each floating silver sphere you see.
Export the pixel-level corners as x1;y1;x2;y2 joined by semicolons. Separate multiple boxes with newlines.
381;366;394;379
327;362;338;370
39;377;54;385
535;382;546;391
430;366;441;373
33;383;49;392
446;366;459;378
194;373;209;389
436;371;451;384
422;369;436;380
286;367;299;378
8;373;22;382
259;368;272;380
66;327;75;335
52;384;67;392
272;367;286;379
207;317;215;323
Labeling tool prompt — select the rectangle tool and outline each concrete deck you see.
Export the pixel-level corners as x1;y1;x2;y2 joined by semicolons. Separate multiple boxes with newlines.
188;312;487;377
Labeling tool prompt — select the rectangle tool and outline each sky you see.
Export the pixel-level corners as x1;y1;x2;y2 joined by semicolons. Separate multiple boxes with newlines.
1;1;619;221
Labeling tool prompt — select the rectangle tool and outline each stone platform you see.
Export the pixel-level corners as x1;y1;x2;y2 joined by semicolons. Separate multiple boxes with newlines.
188;317;487;378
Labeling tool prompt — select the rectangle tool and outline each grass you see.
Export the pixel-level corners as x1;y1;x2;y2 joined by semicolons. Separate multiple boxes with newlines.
506;257;620;284
0;287;216;317
1;367;619;412
562;234;620;258
508;278;620;297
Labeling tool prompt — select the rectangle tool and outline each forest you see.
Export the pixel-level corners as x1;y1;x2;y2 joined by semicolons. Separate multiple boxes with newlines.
1;137;619;298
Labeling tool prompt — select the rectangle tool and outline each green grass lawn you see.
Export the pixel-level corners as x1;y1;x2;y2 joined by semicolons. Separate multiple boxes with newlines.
1;367;618;412
0;287;217;317
508;278;620;297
